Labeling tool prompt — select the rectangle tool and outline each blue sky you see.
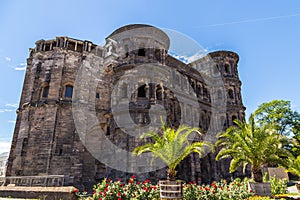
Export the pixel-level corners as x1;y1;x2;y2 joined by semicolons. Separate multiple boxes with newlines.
0;0;299;153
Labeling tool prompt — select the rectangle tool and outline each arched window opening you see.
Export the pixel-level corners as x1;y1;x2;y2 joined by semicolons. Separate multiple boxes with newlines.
137;84;146;98
232;115;238;125
228;89;234;99
124;45;129;58
224;63;230;74
42;86;49;98
65;85;73;98
138;48;145;56
96;93;100;99
156;85;162;100
106;126;110;136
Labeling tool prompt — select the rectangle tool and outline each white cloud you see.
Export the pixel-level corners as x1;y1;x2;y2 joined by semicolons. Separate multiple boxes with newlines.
5;57;11;62
5;103;18;108
14;63;27;71
14;67;26;71
8;120;16;123
0;141;11;153
0;109;13;113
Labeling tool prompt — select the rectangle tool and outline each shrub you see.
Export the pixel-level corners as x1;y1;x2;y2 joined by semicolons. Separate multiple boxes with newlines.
269;176;288;195
183;178;254;200
89;176;159;200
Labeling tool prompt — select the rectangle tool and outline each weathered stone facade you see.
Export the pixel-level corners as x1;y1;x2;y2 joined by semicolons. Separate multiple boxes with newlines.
6;24;246;190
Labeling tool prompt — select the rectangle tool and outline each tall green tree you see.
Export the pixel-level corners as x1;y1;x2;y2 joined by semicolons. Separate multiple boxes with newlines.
286;155;300;178
254;100;300;136
133;120;214;180
216;114;293;182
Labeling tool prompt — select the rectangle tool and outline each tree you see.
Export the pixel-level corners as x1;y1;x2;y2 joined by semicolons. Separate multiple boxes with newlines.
133;120;214;180
216;114;293;182
286;155;300;178
254;100;300;136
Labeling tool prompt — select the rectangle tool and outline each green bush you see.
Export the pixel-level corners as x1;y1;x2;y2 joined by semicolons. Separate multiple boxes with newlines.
184;178;254;200
80;176;160;200
269;176;288;195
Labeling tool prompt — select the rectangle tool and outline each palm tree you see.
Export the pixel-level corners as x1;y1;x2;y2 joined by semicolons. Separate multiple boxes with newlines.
133;120;214;180
215;114;293;182
287;155;300;178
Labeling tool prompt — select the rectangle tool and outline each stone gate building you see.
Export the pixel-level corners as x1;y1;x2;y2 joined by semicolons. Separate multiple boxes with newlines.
6;24;246;189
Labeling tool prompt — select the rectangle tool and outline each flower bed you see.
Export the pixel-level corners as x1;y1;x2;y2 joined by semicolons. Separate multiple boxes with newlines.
76;177;255;200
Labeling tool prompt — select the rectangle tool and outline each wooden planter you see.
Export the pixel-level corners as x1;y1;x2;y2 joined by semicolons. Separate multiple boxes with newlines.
159;180;183;199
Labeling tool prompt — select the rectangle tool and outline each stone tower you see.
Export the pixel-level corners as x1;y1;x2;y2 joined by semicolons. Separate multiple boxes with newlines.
6;24;246;189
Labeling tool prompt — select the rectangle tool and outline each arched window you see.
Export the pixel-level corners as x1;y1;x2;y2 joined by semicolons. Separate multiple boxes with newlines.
124;45;129;58
137;84;146;98
65;85;73;98
232;115;237;125
42;86;49;98
156;85;162;100
228;89;234;99
138;48;145;56
224;63;230;74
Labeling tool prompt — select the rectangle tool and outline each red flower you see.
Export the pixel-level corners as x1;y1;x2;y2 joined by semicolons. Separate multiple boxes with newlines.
144;179;150;183
74;188;79;193
117;192;121;197
107;178;111;183
131;175;136;179
118;198;121;200
118;178;122;182
128;179;134;184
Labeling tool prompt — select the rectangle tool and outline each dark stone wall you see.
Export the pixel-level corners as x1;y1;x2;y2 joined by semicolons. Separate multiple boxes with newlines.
6;31;247;190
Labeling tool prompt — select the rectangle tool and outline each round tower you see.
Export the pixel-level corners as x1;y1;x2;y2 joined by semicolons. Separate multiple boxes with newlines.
208;51;245;127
